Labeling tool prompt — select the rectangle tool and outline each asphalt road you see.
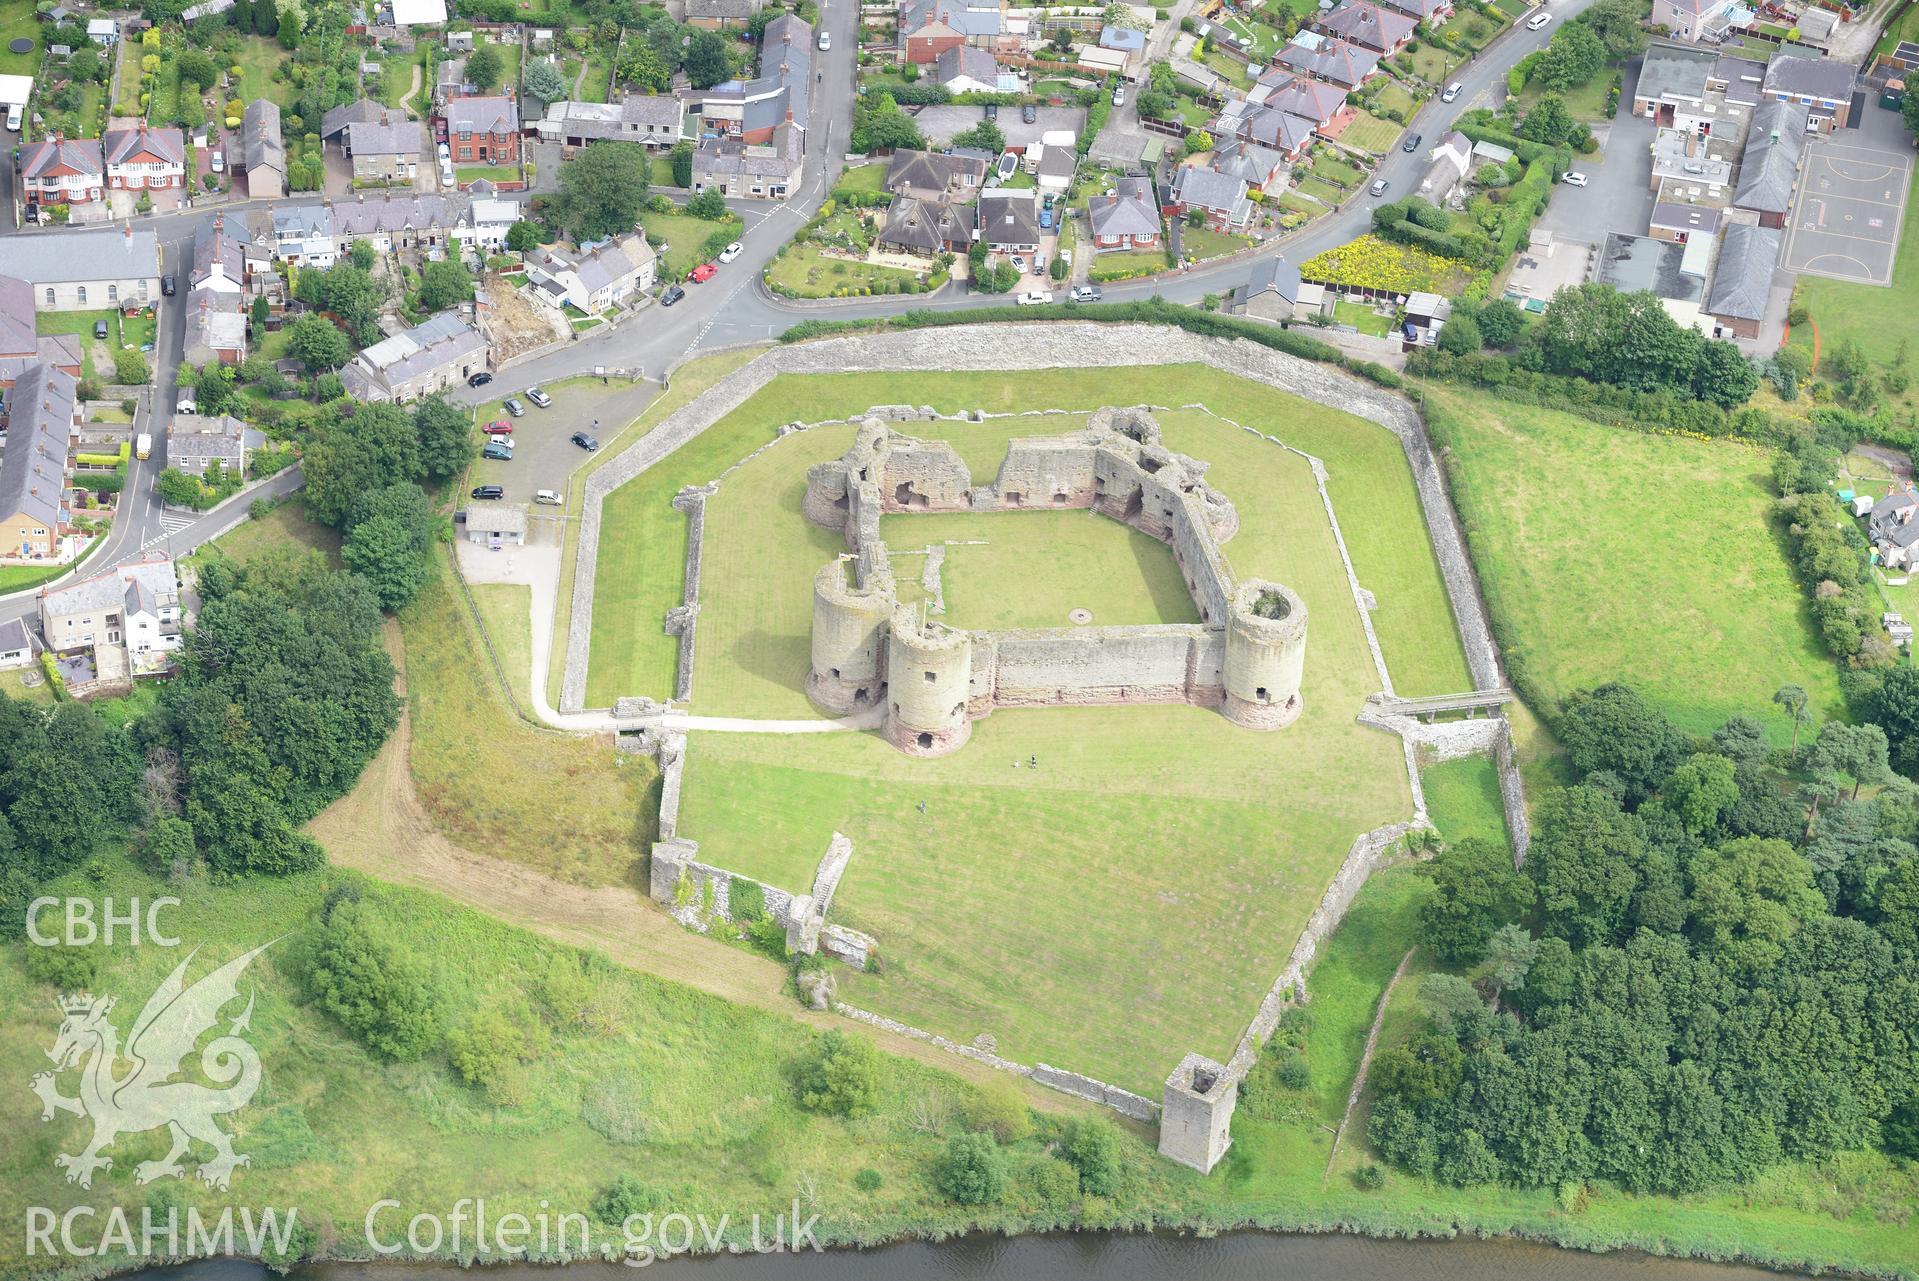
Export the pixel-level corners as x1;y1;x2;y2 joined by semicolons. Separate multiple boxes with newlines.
0;0;1583;627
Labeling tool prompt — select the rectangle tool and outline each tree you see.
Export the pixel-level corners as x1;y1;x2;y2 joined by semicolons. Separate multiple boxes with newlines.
1665;752;1739;837
936;1133;1008;1205
1906;83;1919;141
1693;338;1759;410
176;48;219;93
523;57;567;104
505;219;541;252
1809;722;1892;804
1049;26;1074;52
300;899;441;1060
1773;683;1812;756
194;363;238;417
302;403;423;529
156;468;207;508
1475;297;1526;348
555;141;652;242
684;28;731;89
851;94;925;153
796;1030;882;1117
296;263;384;345
1877;857;1919;952
69;44;101;83
341;483;441;611
412;395;474;481
1436;310;1482;354
113;346;149;386
1062;1119;1124;1195
1560;683;1687;802
285;313;351;373
1532;22;1604;91
685;186;729;219
669;140;694;188
1419;836;1534;962
465;42;505;92
619;42;672;93
1580;0;1648;58
349;238;375;270
417;257;474;312
1528;785;1648;947
951;120;1005;153
1687;837;1825;975
1483;924;1539;1002
144;813;196;873
1517;94;1577;146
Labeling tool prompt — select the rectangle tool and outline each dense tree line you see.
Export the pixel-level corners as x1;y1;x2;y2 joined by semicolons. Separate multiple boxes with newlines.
1370;684;1919;1191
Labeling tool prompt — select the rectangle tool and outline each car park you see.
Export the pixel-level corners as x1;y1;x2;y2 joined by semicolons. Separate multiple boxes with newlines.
482;420;513;435
661;284;686;305
1563;171;1589;187
717;241;744;263
1402;132;1422;153
1369;177;1389;196
472;485;504;500
482;442;513;461
468;371;493;387
571;431;600;451
504;397;526;416
161;274;176;296
1442;82;1462;103
689;262;718;282
1071;284;1101;303
1016;290;1053;305
526;387;552;408
535;489;563;505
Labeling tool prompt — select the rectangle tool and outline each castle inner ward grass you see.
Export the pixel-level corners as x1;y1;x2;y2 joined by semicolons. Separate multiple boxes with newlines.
589;367;1471;1094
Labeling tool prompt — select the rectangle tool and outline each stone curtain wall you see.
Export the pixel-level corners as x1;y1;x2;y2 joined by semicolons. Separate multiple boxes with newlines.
665;486;712;703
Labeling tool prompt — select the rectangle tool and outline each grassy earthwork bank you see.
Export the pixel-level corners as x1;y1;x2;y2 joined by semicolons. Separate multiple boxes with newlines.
1420;384;1844;741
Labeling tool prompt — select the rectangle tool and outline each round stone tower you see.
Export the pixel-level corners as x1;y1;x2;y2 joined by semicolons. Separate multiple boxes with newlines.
884;608;973;756
1221;579;1307;730
806;562;893;715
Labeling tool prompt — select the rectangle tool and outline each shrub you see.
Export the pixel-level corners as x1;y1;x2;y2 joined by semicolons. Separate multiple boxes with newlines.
592;1174;666;1224
445;1006;528;1087
853;1167;884;1192
1062;1118;1124;1196
796;1029;882;1117
963;1083;1035;1143
1026;1155;1080;1209
936;1133;1008;1205
1355;1163;1386;1190
23;942;98;989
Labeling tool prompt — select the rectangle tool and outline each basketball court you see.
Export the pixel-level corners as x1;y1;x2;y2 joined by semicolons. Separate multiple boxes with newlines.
1782;137;1912;287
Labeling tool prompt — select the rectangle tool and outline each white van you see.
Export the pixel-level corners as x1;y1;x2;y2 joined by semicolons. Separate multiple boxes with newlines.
4;104;20;131
1526;10;1551;29
135;432;152;460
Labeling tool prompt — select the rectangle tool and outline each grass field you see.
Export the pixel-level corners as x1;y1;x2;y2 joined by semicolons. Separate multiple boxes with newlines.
204;498;340;567
1420;755;1509;846
877;509;1201;630
38;309;150;381
1422;385;1844;740
639;209;745;278
1340;110;1404;155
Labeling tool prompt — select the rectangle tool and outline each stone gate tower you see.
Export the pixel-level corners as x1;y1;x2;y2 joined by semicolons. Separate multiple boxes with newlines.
1221;579;1308;730
1159;1053;1237;1173
807;559;892;715
885;610;972;756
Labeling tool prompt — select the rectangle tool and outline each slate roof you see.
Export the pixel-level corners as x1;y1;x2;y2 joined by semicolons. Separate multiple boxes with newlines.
320;97;389;140
885;148;989;192
977;191;1042;246
102;125;184;167
1211;138;1286;186
1706;222;1780;321
1376;0;1447;17
687;0;760;16
1088;176;1160;238
902;0;1002;37
331;192;467;236
341;311;487;398
166;414;249;464
0;275;36;357
1763;52;1854;102
1244;255;1301;302
447;95;519;135
1255;73;1348;126
1733;99;1808;215
571;234;655;295
185;288;246;354
1099;25;1146;51
1315;1;1416;50
346;117;425;157
877;196;972;252
21;137;103;179
623;94;685;128
1170;165;1249;215
41;554;178;621
936;43;998;86
0;362;78;535
1637;39;1716;103
191;216;245;284
0;616;31;658
0;226;160;282
242;99;285;174
1275;36;1379;86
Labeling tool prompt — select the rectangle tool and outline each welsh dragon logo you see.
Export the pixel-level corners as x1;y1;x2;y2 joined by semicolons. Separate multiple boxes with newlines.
30;944;269;1190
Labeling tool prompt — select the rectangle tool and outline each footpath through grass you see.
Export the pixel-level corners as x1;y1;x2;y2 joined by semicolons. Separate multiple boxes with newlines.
1422;385;1843;741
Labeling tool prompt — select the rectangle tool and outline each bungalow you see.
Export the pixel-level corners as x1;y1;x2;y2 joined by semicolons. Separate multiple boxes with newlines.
1761;52;1853;131
102;124;186;190
1231;257;1327;323
242;99;286;199
976;189;1042;253
1732;100;1808;228
0;226;160;311
1252;70;1351;131
39;552;183;685
0;362;78;562
1034;142;1076;192
339;312;490;403
183;289;246;366
464;500;528;546
523;232;657;314
0;275;83;385
445;96;522;167
1087;176;1161;252
1704;222;1780;341
876;196;974;256
166;413;252;478
936;44;1002;94
0;617;32;670
344;116;426;183
1315;1;1417;55
1275;35;1379;90
20;136;105;207
884;148;991;201
1169;164;1252;230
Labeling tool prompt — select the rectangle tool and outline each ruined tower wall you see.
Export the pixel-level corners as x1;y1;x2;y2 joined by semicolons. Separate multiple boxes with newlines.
985;437;1099;508
807;560;894;714
1222;580;1309;730
974;626;1224;709
885;613;973;756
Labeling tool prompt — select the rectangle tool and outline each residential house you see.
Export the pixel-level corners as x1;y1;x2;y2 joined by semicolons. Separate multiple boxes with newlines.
344;116;426;183
900;0;1002;64
1315;1;1417;55
191;214;246;293
1087;176;1160;252
1169;165;1251;230
0;617;31;670
1231;257;1327;323
20;137;105;207
538;96;686;152
390;0;449;25
166;414;252;478
462;195;523;251
1419;130;1472;204
102;124;186;190
329;191;462;252
1704;221;1780;340
689;12;811;144
1375;0;1452;20
1251;70;1352;132
685;0;762;28
242;99;286;199
1210;138;1288;192
0;362;78;562
1632;40;1716;124
691;125;804;198
1761;52;1854;131
936;44;1001;93
1034;142;1076;192
522;232;657;313
1215;96;1318;162
1869;489;1919;570
876;196;974;256
183;289;246;366
884;148;991;201
245;203;336;267
446;96;522;167
1275;35;1379;89
39;553;182;686
339;312;490;403
976;190;1042;254
319;97;389;143
1652;0;1753;43
0;275;83;385
1732;99;1808;227
0;226;160;310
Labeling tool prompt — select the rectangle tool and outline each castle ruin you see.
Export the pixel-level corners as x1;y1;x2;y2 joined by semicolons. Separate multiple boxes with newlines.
801;407;1308;756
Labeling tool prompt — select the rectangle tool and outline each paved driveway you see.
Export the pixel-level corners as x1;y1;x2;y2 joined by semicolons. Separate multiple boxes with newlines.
466;376;661;507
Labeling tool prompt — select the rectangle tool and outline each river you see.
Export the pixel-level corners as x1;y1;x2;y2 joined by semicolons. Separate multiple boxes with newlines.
138;1233;1813;1281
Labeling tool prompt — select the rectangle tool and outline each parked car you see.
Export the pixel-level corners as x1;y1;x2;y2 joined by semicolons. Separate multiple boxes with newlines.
1442;82;1462;103
1369;176;1390;196
1112;84;1125;107
468;371;493;387
535;489;563;505
1033;252;1046;273
1563;171;1590;187
1071;284;1102;303
817;30;830;49
4;105;20;132
571;431;601;451
985;102;998;119
1022;102;1037;124
1402;132;1422;153
689;262;718;282
93;318;108;340
436;141;450;160
1010;255;1027;272
1526;10;1550;28
504;397;526;416
526;387;552;408
472;485;504;500
717;241;744;263
1017;290;1053;306
161;274;176;297
1040;207;1054;229
661;284;686;306
482;442;513;461
482;420;513;435
210;149;225;173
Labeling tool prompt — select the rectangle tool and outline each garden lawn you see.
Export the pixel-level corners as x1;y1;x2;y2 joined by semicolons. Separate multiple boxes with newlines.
1422;385;1844;740
1340;109;1403;154
0;0;37;74
1373;81;1418;118
639;208;745;277
231;35;295;110
1309;153;1367;189
1088;248;1168;281
1201;45;1255;90
766;243;926;298
1293;175;1347;206
1405;44;1462;83
1334;299;1394;336
38;309;145;381
456;163;521;184
1517;72;1611;122
1180;226;1252;262
833;162;887;196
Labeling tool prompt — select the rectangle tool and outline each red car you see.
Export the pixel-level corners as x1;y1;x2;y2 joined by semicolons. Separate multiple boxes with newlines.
689;262;719;283
482;420;513;435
